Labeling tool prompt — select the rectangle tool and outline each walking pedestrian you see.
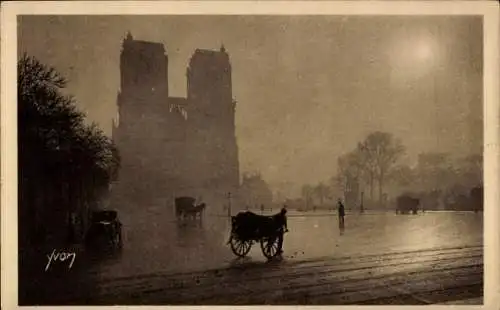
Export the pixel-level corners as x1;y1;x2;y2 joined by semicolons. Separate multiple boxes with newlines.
337;199;345;229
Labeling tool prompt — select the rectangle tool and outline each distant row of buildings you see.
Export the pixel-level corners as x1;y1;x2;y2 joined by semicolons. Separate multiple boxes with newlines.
110;32;240;214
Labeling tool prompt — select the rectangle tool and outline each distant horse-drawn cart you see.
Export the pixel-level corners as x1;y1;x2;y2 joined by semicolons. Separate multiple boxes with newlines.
228;209;287;260
396;195;420;214
175;196;206;220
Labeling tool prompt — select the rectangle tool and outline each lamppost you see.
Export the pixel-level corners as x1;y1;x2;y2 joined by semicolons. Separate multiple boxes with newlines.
360;191;364;213
227;192;232;219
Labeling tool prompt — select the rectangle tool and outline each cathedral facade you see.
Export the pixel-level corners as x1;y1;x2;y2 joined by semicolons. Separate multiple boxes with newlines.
111;32;240;213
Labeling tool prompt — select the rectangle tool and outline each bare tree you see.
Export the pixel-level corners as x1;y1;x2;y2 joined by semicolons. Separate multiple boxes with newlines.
301;184;314;210
387;165;414;187
336;150;363;206
416;152;452;192
358;132;405;205
313;182;329;206
460;154;483;187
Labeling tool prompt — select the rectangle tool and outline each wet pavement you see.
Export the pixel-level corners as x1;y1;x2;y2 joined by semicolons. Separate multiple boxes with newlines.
90;244;482;305
20;209;483;305
85;209;483;277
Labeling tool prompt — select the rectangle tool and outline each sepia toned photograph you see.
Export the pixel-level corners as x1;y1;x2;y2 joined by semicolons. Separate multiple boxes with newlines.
2;1;499;307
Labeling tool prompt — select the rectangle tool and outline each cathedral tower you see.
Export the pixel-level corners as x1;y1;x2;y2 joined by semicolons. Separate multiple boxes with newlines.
113;32;183;207
111;36;239;213
185;45;240;206
120;31;169;100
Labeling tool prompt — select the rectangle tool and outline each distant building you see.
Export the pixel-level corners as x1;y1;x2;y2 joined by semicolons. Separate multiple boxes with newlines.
111;32;240;214
239;173;274;209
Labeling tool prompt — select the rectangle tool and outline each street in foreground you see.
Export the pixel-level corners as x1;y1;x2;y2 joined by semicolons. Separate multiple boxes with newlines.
20;211;483;305
87;244;482;305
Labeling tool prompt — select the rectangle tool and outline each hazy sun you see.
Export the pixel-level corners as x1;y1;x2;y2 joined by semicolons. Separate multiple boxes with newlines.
388;36;440;85
415;42;433;62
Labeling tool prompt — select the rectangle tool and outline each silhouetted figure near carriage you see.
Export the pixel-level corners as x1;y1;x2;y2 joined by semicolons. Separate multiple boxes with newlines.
260;204;265;214
337;199;345;231
275;206;288;232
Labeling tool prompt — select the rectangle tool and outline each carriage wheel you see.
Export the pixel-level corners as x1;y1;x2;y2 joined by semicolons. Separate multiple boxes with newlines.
260;233;284;259
229;235;252;257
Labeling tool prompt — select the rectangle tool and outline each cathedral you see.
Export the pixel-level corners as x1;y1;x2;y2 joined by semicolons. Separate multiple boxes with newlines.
111;32;240;214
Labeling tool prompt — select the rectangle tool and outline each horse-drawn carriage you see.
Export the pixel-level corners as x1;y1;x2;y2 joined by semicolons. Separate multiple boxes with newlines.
175;196;206;220
85;210;123;250
396;195;420;214
228;209;287;260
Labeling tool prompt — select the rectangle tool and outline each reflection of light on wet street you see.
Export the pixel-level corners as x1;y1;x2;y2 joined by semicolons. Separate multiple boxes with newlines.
85;209;482;281
30;209;482;305
89;244;482;305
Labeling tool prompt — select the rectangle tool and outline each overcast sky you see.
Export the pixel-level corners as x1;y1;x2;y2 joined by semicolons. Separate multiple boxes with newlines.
18;15;483;195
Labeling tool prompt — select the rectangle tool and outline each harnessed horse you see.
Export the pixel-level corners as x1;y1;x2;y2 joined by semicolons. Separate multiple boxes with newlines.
175;196;206;220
